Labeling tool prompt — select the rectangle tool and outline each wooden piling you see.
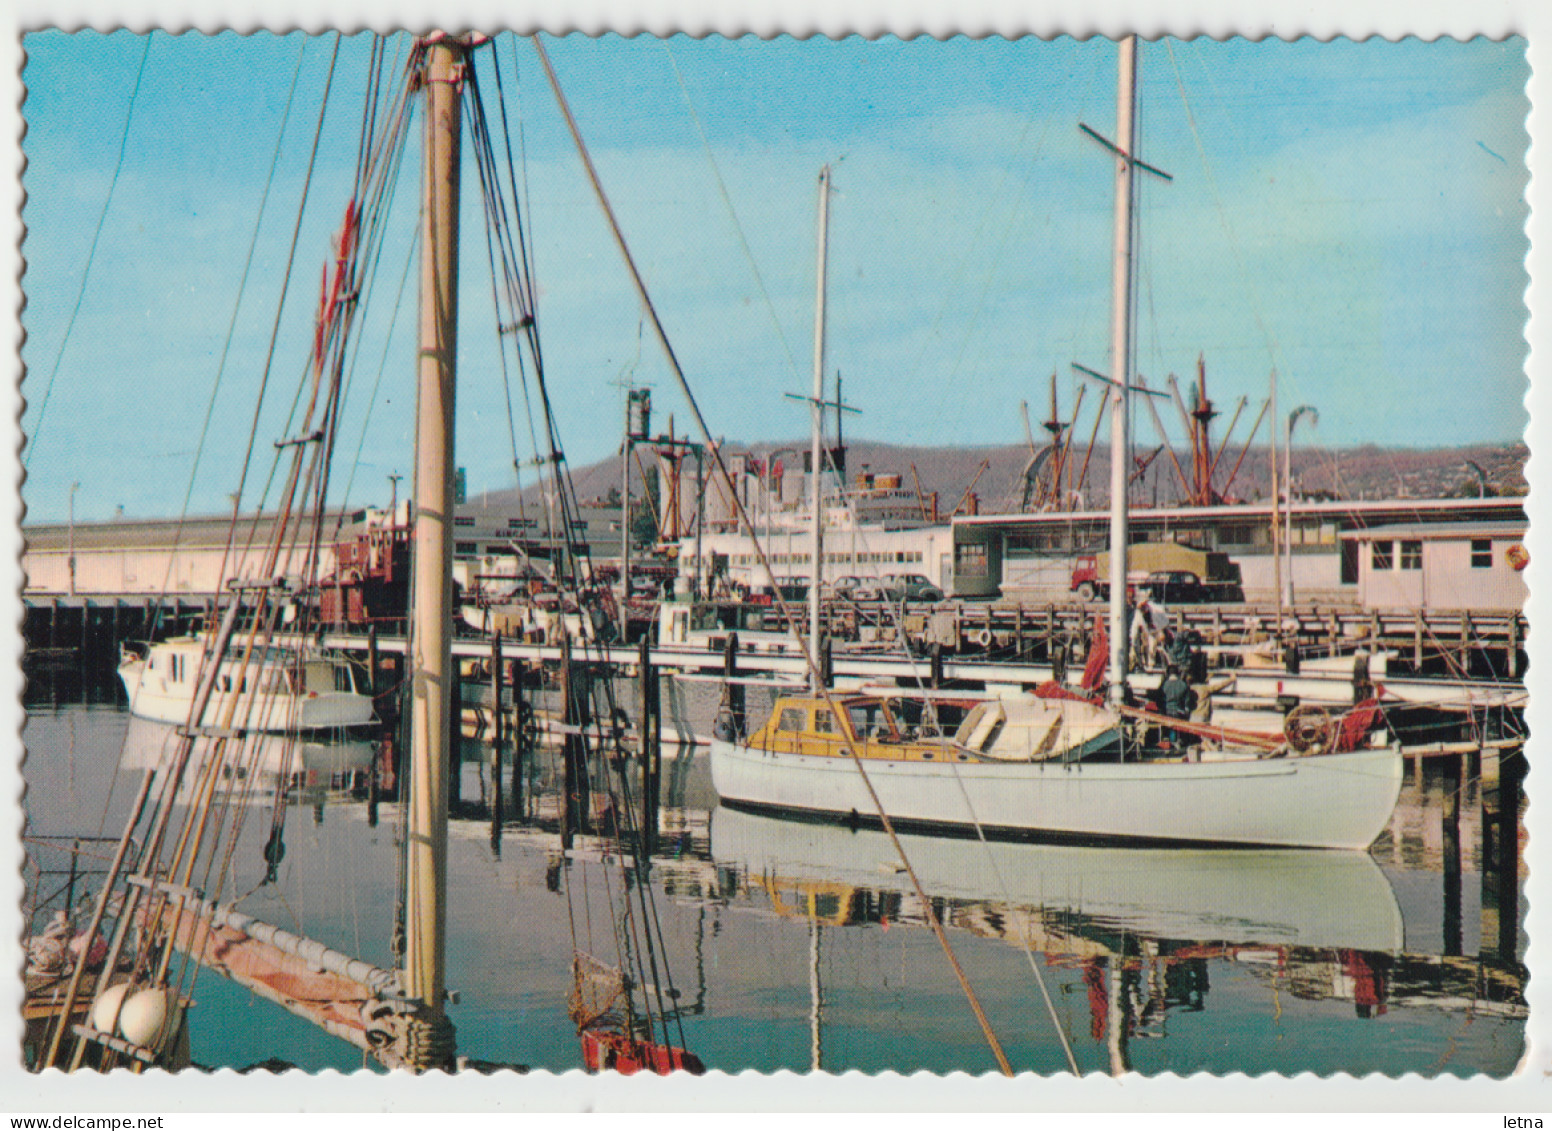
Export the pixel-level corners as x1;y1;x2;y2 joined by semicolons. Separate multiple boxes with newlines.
723;631;744;737
1507;614;1520;679
559;637;589;846
1495;747;1524;960
490;633;504;844
1442;750;1462;957
512;661;526;820
448;659;463;809
639;633;660;858
1413;609;1424;670
367;750;380;829
360;622;374;691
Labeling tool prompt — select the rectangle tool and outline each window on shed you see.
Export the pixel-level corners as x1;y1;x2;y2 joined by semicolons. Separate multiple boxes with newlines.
1400;540;1422;570
955;542;990;579
1371;541;1394;570
1471;539;1493;569
455;542;477;555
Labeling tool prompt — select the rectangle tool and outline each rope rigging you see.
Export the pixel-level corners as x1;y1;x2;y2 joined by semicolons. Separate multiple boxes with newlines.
458;38;695;1062
26;35;152;474
43;35;423;1071
532;34;1016;1076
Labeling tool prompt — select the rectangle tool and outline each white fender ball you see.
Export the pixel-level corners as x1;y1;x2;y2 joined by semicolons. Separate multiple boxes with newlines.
88;983;131;1035
119;987;172;1047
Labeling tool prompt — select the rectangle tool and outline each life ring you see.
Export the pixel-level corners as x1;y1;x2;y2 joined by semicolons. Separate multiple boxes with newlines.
1507;543;1529;572
1284;705;1334;754
967;628;993;648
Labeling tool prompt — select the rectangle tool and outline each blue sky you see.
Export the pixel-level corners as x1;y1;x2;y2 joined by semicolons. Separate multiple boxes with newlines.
19;32;1530;522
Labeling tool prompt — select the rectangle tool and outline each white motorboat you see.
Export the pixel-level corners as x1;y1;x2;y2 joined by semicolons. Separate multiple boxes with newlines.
118;636;375;731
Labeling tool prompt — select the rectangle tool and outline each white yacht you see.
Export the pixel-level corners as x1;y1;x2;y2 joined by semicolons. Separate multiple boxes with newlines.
118;636;376;731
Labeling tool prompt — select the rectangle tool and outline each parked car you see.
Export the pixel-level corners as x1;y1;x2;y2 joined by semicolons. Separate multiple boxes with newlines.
1138;570;1212;604
851;577;889;601
775;576;810;603
825;575;865;599
881;573;946;602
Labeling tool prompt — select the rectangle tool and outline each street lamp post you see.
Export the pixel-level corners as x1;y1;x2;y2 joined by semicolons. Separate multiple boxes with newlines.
68;481;80;598
1284;406;1317;606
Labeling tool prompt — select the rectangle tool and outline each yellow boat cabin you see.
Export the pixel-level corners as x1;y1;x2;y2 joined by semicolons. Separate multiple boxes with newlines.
740;694;1126;764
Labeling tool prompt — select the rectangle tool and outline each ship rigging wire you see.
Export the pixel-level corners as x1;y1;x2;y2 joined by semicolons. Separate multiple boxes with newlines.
661;39;804;386
423;37;698;1060
25;34;152;475
533;34;1017;1077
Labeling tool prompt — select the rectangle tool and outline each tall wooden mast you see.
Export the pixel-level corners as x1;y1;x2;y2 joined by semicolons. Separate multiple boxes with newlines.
404;32;464;1067
808;165;831;684
1106;36;1141;704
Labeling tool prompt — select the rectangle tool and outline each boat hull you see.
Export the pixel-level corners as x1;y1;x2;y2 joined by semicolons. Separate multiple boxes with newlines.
709;739;1403;851
119;661;375;732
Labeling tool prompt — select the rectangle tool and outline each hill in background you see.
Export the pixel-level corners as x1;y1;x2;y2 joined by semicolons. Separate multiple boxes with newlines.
468;438;1528;515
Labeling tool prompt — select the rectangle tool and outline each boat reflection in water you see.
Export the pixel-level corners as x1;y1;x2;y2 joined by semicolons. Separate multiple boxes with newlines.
709;804;1523;1073
119;717;379;811
712;804;1405;952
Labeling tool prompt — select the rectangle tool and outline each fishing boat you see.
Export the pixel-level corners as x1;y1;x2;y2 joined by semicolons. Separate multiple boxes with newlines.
708;38;1405;850
117;635;375;730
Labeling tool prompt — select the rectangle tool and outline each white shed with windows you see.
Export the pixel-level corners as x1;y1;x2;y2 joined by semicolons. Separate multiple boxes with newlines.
1343;521;1527;611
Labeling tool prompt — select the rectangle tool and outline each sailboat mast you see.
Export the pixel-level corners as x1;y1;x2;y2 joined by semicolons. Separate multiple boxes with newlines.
1107;36;1141;704
405;33;463;1053
809;165;831;684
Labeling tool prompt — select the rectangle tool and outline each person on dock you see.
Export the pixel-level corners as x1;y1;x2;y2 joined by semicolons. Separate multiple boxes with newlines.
1160;663;1198;751
1131;594;1171;669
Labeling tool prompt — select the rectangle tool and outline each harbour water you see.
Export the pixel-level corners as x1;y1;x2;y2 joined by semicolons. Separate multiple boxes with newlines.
22;672;1525;1077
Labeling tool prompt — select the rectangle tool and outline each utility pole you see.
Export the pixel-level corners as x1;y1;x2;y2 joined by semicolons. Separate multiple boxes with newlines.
404;32;464;1069
620;392;633;628
1285;405;1317;607
1270;369;1281;632
67;481;80;598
